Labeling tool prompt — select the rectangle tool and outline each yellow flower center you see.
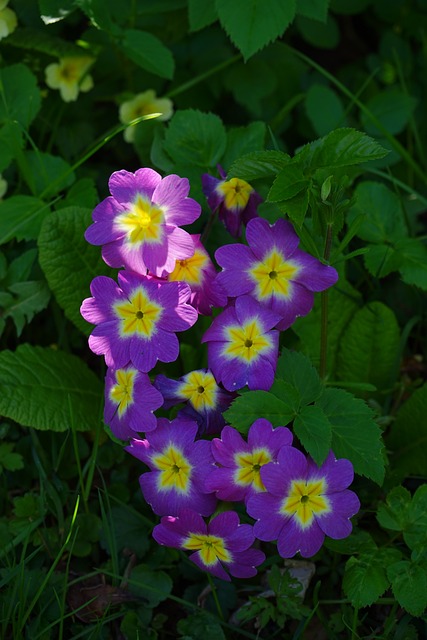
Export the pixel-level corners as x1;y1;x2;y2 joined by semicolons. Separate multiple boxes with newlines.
114;288;162;338
109;368;137;417
249;249;299;300
168;250;208;285
183;533;231;566
234;449;272;491
218;178;254;211
152;446;192;493
223;320;272;362
177;371;218;411
281;479;330;529
117;195;164;245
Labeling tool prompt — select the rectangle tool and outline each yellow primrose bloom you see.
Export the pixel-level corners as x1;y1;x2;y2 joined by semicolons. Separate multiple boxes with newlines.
119;90;173;142
45;56;94;102
0;1;18;40
0;174;7;200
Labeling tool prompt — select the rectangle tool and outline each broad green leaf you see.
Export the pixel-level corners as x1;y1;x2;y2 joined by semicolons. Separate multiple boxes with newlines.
387;561;427;617
0;443;24;472
57;178;98;210
0;344;102;432
296;14;340;49
276;349;323;405
363;243;402;278
304;128;389;170
6;26;88;57
268;164;311;202
38;206;114;334
188;0;218;31
25;151;75;197
296;0;331;21
294;404;332;464
343;548;400;608
376;486;411;531
336;302;400;393
280;188;310;227
404;485;427;553
120;29;174;79
39;0;76;23
396;238;427;291
224;390;297;435
361;89;418;136
227;150;290;181
347;181;407;244
0;196;50;245
224;59;277;115
0;121;23;172
4;248;38;286
305;84;346;136
178;612;227;640
2;281;51;336
216;0;296;60
316;387;385;484
164;110;226;169
221;122;266;171
0;64;41;129
386;383;427;478
325;529;377;555
129;566;172;607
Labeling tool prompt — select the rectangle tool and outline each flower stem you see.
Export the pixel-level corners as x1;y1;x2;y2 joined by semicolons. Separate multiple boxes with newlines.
207;572;224;621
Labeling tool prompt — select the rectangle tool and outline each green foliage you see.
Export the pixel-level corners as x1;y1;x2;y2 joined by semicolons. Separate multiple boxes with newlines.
120;29;175;79
0;442;24;472
343;547;402;607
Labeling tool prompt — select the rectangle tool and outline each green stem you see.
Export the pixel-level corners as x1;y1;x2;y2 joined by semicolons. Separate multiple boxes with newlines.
207;573;224;621
319;223;333;379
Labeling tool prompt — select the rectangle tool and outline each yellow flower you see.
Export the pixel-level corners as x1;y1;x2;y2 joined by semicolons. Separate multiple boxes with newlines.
0;0;17;40
0;174;7;200
119;90;173;143
45;56;94;102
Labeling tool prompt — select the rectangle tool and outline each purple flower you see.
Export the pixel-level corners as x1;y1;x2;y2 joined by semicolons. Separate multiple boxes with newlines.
205;419;293;503
247;448;360;558
154;369;236;435
80;271;198;372
201;295;280;392
125;417;217;517
215;217;339;330
104;365;164;439
202;166;262;238
85;168;201;276
153;508;266;581
164;234;227;315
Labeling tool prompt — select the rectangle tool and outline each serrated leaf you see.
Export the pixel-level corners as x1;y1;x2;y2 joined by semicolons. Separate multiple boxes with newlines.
38;206;114;334
221;122;266;171
120;29;174;79
3;281;51;336
128;565;172;607
361;89;418;136
276;349;323;404
164;109;226;169
227;150;290;181
387;561;427;616
376;486;411;531
281;188;310;227
224;390;297;435
396;238;427;291
216;0;296;60
404;485;427;553
305;84;346;136
316;387;385;484
386;383;427;478
0;64;41;129
4;248;38;286
294;404;332;464
363;243;402;278
305;128;389;170
268;164;311;202
296;0;331;21
336;302;400;393
343;549;400;608
0;344;102;432
188;0;217;31
0;196;50;245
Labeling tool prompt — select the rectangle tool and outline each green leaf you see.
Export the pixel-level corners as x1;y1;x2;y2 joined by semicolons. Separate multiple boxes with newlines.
58;178;98;210
304;128;389;170
305;84;346;136
396;238;427;291
164;109;226;169
120;29;174;79
343;549;400;608
0;442;24;472
0;344;102;432
361;89;418;136
4;248;38;286
347;181;407;244
0;196;50;245
100;506;150;557
280;189;310;227
0;64;41;129
276;349;323;405
216;0;296;60
268;164;311;201
25;151;75;197
227;150;290;181
224;59;277;115
336;302;400;393
363;243;402;278
188;0;218;31
6;26;87;57
386;383;427;478
316;387;385;484
2;281;51;336
129;565;172;607
294;404;332;464
0;121;23;172
38;0;76;24
221;122;266;171
376;486;411;531
387;561;427;616
224;390;297;435
296;0;331;21
178;611;227;640
404;485;427;553
38;206;114;334
296;14;340;49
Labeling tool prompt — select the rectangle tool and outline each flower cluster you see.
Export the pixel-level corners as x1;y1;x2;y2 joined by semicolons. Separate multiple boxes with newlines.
81;164;358;580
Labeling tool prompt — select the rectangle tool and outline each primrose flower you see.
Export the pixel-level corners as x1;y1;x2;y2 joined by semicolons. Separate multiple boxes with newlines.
125;417;217;517
154;369;235;435
205;419;293;503
153;508;266;581
85;168;201;276
215;217;339;331
104;365;164;440
45;56;94;102
164;234;227;315
0;1;17;40
247;448;360;558
119;90;173;143
202;166;262;238
80;271;198;372
201;295;280;392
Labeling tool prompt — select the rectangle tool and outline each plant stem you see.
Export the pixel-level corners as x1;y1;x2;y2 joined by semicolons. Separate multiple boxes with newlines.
207;573;224;621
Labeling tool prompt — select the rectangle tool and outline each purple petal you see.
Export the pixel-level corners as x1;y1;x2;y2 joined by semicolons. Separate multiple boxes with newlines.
277;517;325;558
109;168;161;203
316;490;360;539
190;552;230;581
228;549;265;578
214;244;255;296
248;419;293;451
291;249;339;292
153;174;201;226
248;494;285;541
246;218;300;260
208;511;240;537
